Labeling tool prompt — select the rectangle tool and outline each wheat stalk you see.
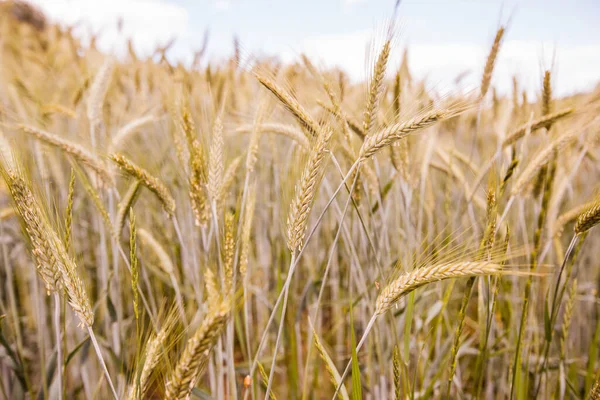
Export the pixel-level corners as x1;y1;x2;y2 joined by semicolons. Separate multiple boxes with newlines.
236;122;310;150
115;180;142;235
239;183;256;278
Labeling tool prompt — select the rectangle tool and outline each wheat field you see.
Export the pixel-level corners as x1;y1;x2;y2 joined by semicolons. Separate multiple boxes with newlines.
0;1;599;399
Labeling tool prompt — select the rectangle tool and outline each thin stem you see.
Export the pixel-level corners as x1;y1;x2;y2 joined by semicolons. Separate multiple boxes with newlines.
87;326;118;399
300;168;358;397
53;293;63;400
263;252;296;399
332;314;378;400
533;234;580;397
248;160;360;381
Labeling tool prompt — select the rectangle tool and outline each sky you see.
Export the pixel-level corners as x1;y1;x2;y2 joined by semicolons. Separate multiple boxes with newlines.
29;0;600;97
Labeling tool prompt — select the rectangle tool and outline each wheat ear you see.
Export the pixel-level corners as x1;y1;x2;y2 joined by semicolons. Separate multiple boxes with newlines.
4;168;116;397
3;169;62;292
115;180;142;234
375;261;503;315
208;114;224;204
363;39;391;135
480;26;505;97
511;128;580;196
574;196;600;234
502;108;574;147
128;322;170;400
255;72;320;137
110;153;175;215
165;301;230;399
287;127;333;251
176;104;209;225
19;125;113;185
359;109;450;160
87;58;115;134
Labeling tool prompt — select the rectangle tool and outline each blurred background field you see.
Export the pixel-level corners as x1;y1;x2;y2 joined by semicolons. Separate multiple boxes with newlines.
0;1;599;399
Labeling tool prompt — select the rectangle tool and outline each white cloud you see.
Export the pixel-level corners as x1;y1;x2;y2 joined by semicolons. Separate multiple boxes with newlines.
29;0;189;55
24;2;600;96
214;0;231;12
287;30;600;96
282;30;372;81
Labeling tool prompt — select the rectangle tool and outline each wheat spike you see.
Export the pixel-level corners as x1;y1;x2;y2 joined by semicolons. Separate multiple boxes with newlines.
137;228;174;275
208;114;224;203
553;200;595;237
128;323;170;400
3;170;62;293
364;39;391;135
204;267;220;307
64;169;75;251
312;326;350;400
560;279;577;358
480;27;505;97
223;211;235;292
255;72;320;137
287;127;333;251
110;153;175;215
57;247;94;327
177;104;208;226
219;156;242;204
574;196;600;234
502;108;574;147
19;125;113;185
87;58;115;126
511;128;581;196
393;345;401;400
375;262;503;316
130;213;139;324
257;361;277;400
359;109;450;160
542;70;553;121
240;183;256;278
164;302;230;399
591;376;600;400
